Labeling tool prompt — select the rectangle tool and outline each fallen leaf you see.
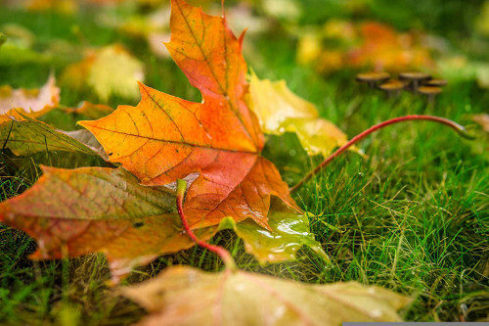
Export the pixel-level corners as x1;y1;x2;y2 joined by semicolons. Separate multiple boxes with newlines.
63;129;107;157
64;101;114;120
123;266;411;325
473;114;489;133
0;166;323;278
349;22;433;72
249;74;348;157
25;0;77;13
0;74;60;120
0;166;216;282
297;20;433;74
80;0;299;230
262;0;301;21
62;45;144;101
220;206;329;264
0;116;103;157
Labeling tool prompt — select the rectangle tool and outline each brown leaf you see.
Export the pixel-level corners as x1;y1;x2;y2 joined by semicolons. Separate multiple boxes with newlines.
123;266;412;325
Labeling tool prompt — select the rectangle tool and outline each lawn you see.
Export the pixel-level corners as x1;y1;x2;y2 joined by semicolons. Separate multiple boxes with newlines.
0;0;488;324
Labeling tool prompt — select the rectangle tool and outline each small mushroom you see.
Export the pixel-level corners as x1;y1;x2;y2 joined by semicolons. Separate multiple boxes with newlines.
423;79;447;87
399;72;431;91
378;80;405;97
418;86;442;103
356;72;390;88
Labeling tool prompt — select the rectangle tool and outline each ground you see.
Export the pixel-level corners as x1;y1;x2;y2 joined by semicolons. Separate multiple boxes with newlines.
0;1;488;324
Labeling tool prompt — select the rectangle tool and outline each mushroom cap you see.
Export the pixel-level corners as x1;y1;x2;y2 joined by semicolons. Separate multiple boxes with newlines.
378;80;405;91
418;86;442;95
356;72;390;83
424;79;447;87
399;71;431;81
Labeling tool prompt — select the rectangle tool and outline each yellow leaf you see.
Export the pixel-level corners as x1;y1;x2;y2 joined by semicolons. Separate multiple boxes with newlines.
62;45;144;101
249;74;348;157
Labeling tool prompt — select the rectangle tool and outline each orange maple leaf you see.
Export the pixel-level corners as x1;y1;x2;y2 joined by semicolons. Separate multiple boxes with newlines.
80;0;299;230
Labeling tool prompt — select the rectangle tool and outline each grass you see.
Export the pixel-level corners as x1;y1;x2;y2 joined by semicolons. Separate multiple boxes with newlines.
1;1;489;324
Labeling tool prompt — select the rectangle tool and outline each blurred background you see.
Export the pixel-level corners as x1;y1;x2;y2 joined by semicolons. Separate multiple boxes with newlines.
1;0;488;106
1;0;488;177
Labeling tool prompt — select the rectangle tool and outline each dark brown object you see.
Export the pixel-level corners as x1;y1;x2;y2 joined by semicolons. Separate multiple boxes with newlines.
423;79;447;87
399;72;431;90
378;80;405;97
356;72;390;88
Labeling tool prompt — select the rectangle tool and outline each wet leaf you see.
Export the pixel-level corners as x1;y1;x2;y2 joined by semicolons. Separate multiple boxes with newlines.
123;266;411;325
80;0;299;230
220;207;329;264
249;74;348;157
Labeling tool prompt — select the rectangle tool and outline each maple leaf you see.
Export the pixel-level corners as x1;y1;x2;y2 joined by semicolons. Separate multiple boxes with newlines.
80;0;299;230
249;74;350;157
123;266;411;325
0;166;216;281
63;101;114;120
0;116;104;157
0;165;325;279
0;74;60;121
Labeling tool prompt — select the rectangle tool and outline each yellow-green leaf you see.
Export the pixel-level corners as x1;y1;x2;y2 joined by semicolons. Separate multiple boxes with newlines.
220;208;329;264
249;74;348;157
0;116;103;157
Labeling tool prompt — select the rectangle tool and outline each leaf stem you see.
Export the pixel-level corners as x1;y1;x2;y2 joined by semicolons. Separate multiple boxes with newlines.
290;115;475;193
176;179;237;270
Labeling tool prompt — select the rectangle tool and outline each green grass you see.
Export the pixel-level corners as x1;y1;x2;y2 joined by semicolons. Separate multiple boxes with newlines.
1;2;489;324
